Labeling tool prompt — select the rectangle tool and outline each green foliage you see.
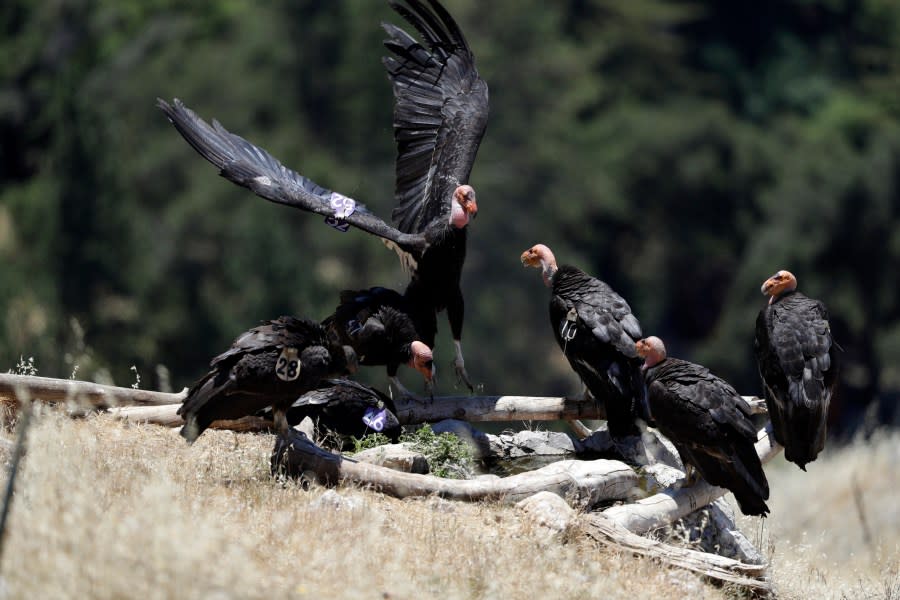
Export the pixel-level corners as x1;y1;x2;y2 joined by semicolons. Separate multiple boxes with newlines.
401;425;474;479
350;432;392;454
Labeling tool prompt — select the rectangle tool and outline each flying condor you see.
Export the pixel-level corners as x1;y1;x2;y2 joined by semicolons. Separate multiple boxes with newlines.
521;243;647;440
322;286;434;399
636;336;770;517
177;316;357;443
158;0;488;391
754;270;840;470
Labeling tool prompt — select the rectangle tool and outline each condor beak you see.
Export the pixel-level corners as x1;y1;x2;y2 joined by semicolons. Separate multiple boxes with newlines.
466;198;478;218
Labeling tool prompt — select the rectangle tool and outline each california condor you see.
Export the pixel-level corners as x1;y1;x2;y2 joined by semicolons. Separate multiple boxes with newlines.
158;0;488;391
754;270;840;470
323;286;434;399
636;336;770;516
178;316;357;443
521;243;646;439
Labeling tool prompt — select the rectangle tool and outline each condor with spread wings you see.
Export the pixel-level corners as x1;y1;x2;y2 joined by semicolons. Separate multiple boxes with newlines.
159;0;488;391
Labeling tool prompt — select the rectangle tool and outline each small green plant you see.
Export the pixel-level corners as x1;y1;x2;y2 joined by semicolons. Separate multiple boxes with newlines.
350;432;392;453
401;425;474;479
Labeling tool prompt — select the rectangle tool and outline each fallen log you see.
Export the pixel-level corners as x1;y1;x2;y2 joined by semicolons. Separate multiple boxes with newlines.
272;430;644;507
518;491;770;593
0;373;766;426
107;405;272;433
0;373;186;410
103;392;765;428
581;513;771;592
601;423;782;534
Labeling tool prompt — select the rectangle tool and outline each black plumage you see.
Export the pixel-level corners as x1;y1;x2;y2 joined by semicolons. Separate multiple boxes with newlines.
755;270;839;470
521;244;646;439
158;0;488;390
178;316;356;443
285;379;402;443
637;337;770;516
322;286;434;397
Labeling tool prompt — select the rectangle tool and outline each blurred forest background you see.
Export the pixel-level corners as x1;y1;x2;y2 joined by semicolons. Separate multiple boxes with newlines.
2;0;899;439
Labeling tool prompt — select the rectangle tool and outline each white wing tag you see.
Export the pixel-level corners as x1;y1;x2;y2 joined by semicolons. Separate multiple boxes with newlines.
275;347;301;382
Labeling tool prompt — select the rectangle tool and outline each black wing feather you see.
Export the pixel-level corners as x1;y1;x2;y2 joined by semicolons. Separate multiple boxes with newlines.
754;292;839;470
158;98;426;252
383;0;489;233
645;358;769;516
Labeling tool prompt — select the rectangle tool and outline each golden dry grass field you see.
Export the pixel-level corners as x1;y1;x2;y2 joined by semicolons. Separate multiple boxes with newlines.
0;411;896;599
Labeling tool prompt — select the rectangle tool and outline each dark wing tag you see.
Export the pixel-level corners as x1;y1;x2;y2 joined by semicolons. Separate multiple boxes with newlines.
275;347;301;382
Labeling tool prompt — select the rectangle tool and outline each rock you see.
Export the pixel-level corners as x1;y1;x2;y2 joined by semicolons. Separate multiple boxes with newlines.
351;443;429;474
516;491;576;536
490;430;578;459
311;489;365;512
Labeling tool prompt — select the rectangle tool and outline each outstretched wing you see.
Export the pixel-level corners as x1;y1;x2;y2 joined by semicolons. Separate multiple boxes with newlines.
383;0;489;233
158;98;427;253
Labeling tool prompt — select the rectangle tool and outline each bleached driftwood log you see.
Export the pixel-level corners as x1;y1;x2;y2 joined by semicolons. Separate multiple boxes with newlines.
0;373;766;428
0;373;186;410
272;430;644;507
110;393;763;426
517;492;770;592
106;405;272;433
602;423;781;534
103;394;613;428
581;514;771;592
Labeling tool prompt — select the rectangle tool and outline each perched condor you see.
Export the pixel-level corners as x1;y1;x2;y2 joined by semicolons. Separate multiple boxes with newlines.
521;244;646;440
284;379;402;444
755;270;840;470
158;0;488;391
177;316;357;443
636;336;770;517
323;286;434;399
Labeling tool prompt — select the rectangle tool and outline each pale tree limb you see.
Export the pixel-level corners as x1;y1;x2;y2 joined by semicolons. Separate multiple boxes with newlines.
581;514;771;593
601;423;782;534
517;491;771;594
0;373;766;424
0;373;186;410
272;430;644;507
107;405;272;433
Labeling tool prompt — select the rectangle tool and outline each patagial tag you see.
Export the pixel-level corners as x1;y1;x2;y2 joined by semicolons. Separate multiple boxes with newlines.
324;216;350;232
329;192;356;219
275;347;301;382
362;407;387;432
561;307;578;342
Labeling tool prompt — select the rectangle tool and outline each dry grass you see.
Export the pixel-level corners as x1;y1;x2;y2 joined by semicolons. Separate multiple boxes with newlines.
736;431;900;599
0;412;729;600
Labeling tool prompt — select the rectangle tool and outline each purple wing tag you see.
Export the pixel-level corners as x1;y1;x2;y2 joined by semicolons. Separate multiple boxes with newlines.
362;407;388;432
330;192;356;218
324;192;355;232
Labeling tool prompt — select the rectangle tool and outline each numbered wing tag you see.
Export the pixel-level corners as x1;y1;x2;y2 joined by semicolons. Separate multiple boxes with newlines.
329;192;356;219
362;407;399;433
560;307;578;342
275;347;301;382
324;216;350;232
324;192;356;232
